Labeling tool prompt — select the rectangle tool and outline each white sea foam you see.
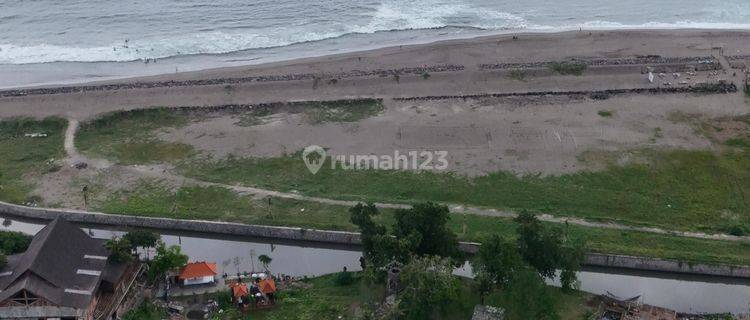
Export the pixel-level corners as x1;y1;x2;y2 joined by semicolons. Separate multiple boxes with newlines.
1;0;749;65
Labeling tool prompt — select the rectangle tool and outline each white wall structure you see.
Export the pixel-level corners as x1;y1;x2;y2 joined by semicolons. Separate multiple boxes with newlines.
183;275;215;286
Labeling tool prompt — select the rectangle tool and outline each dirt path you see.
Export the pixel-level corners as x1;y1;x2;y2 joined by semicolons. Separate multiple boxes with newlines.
59;119;750;243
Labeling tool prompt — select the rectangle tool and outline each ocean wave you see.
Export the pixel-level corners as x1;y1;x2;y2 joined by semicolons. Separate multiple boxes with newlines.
1;5;749;65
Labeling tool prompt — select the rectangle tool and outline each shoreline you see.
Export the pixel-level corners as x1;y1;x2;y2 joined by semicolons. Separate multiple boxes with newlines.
2;28;749;90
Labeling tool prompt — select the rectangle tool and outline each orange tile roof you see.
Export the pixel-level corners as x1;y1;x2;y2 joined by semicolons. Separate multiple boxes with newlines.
231;283;249;297
259;279;276;294
178;261;218;279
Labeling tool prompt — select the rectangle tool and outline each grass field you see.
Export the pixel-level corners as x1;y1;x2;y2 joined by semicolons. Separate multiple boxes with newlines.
94;179;397;231
95;182;750;266
70;106;750;265
181;148;750;236
76;108;195;165
0;118;66;204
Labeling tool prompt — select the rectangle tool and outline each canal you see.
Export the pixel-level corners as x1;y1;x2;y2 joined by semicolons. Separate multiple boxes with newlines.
2;216;748;315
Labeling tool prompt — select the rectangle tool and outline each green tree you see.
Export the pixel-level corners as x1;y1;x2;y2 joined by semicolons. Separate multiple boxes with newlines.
350;202;462;270
471;234;524;294
504;269;559;320
106;236;133;263
0;253;6;269
0;231;32;255
148;240;188;281
350;202;387;259
393;202;461;262
398;255;459;320
258;254;273;272
123;230;160;252
515;212;584;291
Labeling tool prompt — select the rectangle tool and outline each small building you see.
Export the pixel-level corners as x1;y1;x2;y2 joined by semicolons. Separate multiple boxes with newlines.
178;262;217;286
258;278;276;297
230;283;249;301
0;218;140;320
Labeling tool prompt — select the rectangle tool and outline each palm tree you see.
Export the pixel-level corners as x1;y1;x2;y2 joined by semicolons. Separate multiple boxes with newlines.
258;254;272;272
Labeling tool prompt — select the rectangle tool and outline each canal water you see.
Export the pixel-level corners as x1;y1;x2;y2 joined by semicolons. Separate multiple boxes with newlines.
1;216;748;315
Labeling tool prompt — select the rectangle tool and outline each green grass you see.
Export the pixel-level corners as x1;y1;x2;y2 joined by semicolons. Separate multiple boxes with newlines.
180;148;750;235
0;117;66;204
76;108;194;165
454;214;750;266
76;100;384;164
251;273;383;320
242;272;589;320
726;138;750;149
75;107;750;265
597;110;613;118
548;61;588;76
298;99;384;125
95;180;750;266
507;69;527;81
122;301;165;320
95;180;395;231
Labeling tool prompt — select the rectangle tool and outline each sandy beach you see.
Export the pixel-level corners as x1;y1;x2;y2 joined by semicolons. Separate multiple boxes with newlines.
0;29;748;119
0;29;748;179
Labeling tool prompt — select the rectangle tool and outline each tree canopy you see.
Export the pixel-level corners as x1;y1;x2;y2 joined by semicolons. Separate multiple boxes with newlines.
123;230;160;250
515;212;584;291
148;240;188;281
0;231;31;255
398;256;460;320
350;202;462;270
106;236;133;263
471;212;586;319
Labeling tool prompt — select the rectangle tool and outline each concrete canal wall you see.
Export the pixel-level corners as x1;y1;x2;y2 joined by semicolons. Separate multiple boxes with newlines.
1;200;749;278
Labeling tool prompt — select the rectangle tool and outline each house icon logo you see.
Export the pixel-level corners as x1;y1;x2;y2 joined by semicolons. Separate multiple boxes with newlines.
302;145;326;174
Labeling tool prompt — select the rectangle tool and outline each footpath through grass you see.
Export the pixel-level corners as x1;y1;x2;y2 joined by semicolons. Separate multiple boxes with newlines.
96;182;750;266
180;148;750;236
0;118;66;204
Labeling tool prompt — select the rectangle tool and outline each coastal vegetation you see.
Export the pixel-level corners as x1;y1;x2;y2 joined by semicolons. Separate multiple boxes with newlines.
507;69;527;81
548;61;587;76
74;106;750;240
0;117;66;204
76;108;194;165
299;99;384;124
93;183;750;265
179;148;750;236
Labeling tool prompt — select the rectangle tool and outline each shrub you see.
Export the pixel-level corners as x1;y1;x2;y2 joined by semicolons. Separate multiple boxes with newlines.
725;138;750;149
597;110;613;118
332;271;354;286
508;69;527;81
548;61;587;75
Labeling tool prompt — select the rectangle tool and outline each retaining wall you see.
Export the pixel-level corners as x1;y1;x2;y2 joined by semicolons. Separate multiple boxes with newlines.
0;64;464;98
393;83;738;102
1;201;749;278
